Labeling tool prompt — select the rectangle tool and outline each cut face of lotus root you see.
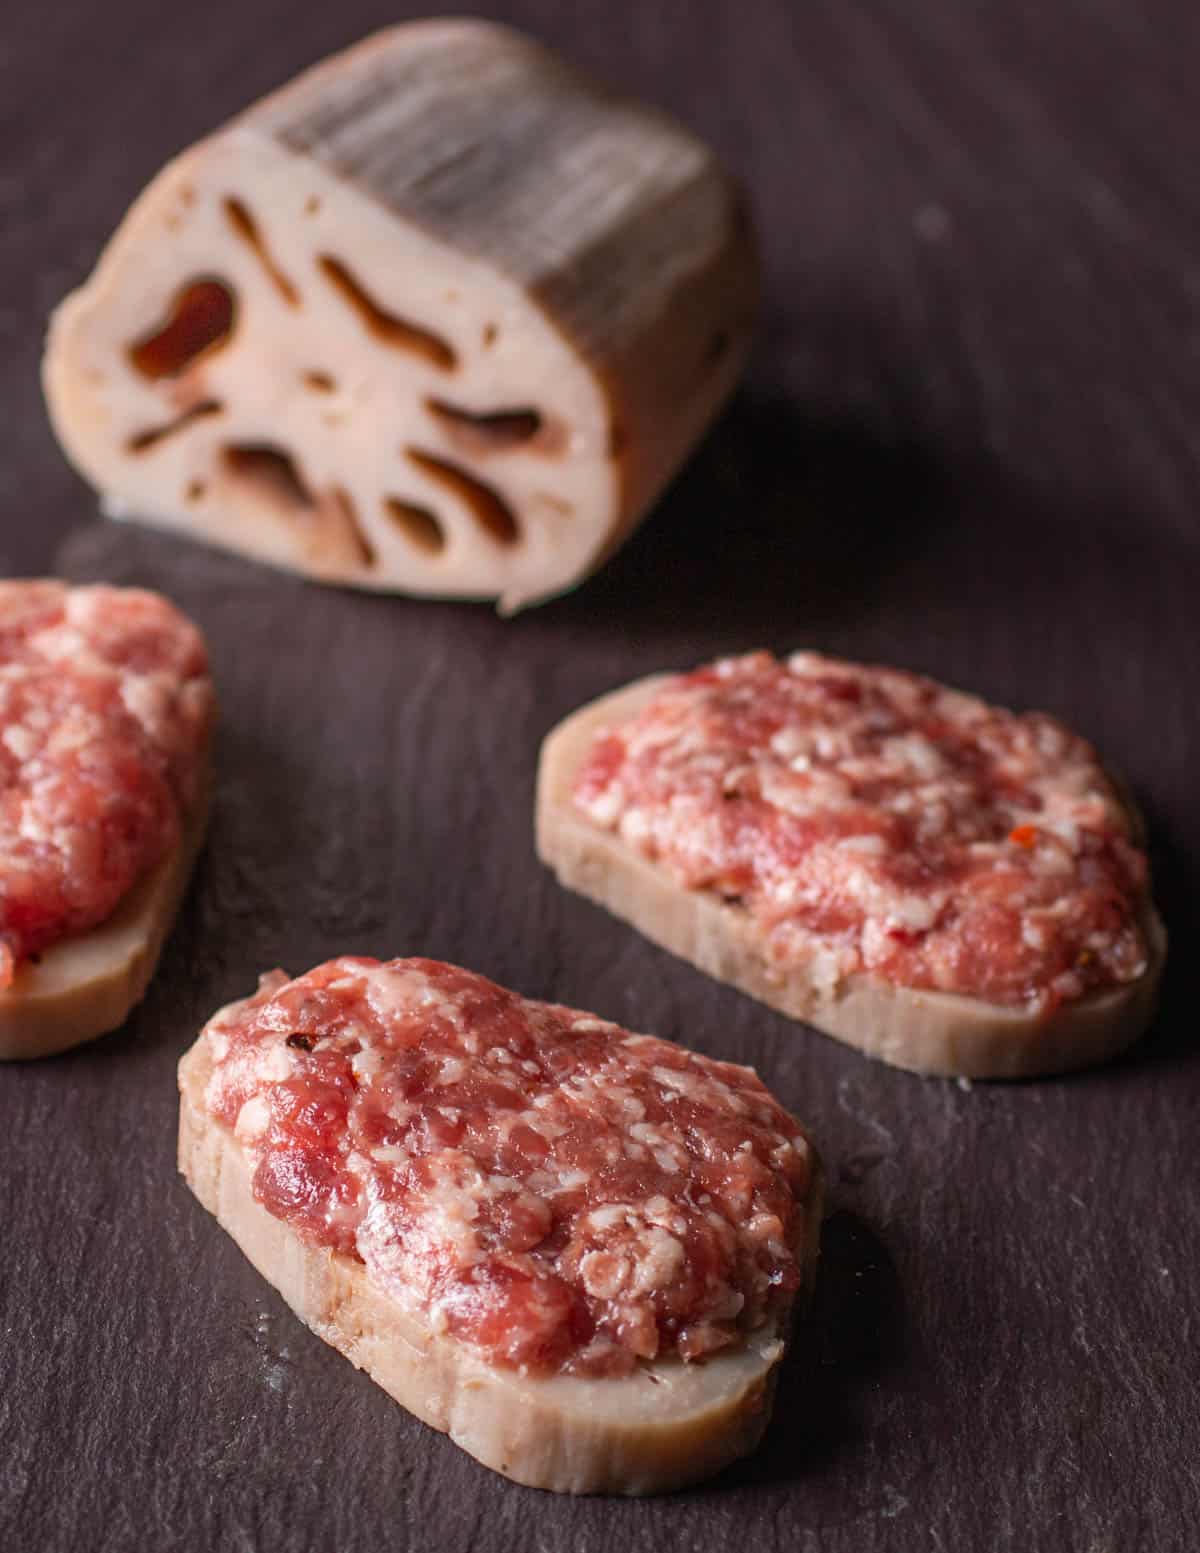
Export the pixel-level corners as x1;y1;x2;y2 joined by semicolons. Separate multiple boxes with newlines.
43;21;758;610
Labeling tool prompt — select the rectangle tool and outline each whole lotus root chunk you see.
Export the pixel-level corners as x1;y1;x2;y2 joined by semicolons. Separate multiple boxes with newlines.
43;20;758;610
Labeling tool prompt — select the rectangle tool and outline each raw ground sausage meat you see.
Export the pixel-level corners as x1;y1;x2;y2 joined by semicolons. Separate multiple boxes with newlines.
572;652;1150;1012
201;956;816;1378
0;581;212;985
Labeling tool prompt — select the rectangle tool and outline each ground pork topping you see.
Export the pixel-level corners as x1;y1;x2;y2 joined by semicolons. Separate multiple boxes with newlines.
0;581;213;984
572;651;1150;1010
203;957;815;1377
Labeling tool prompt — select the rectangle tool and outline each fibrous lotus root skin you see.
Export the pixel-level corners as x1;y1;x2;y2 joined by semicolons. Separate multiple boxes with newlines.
43;20;759;610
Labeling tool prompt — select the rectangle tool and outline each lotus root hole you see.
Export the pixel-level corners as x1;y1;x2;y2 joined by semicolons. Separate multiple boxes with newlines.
221;443;314;513
220;447;375;568
126;400;223;453
405;448;519;545
127;281;235;381
425;398;544;455
384;498;446;555
223;197;300;306
332;487;376;568
318;255;457;371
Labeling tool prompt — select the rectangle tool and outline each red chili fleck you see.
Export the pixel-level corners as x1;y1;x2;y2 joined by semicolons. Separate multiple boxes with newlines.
1008;824;1038;848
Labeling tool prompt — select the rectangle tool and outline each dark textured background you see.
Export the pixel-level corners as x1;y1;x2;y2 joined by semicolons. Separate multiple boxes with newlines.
3;2;1199;1548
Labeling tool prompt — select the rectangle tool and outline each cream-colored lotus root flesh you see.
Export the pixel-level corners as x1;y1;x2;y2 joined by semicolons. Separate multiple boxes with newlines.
43;20;758;610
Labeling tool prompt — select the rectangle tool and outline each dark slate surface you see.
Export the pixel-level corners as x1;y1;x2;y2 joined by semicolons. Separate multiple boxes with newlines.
2;2;1199;1548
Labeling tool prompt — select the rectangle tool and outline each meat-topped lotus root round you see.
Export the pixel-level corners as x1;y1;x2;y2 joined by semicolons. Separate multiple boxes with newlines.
536;652;1167;1079
0;580;215;1060
178;956;823;1494
42;20;758;611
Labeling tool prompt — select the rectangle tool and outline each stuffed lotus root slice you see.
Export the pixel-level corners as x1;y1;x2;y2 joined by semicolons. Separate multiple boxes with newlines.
43;20;758;609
